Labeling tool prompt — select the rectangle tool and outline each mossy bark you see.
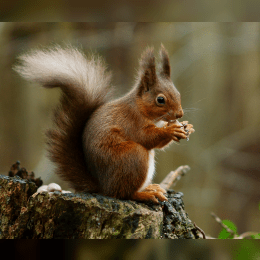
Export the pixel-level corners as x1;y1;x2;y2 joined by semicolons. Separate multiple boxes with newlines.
0;175;200;239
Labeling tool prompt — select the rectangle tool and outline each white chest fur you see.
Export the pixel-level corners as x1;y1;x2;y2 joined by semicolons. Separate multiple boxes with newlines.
155;120;167;128
139;150;155;191
138;120;167;191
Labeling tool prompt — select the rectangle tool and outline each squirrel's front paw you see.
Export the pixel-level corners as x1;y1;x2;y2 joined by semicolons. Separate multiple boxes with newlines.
167;123;187;142
180;121;195;140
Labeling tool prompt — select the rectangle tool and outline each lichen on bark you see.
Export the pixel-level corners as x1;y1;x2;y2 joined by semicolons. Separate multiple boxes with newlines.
0;175;200;239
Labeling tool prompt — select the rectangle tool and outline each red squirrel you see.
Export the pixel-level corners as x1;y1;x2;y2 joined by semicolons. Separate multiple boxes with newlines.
14;44;194;204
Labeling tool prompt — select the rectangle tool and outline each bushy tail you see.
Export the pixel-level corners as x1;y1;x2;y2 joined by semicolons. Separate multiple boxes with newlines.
14;46;113;192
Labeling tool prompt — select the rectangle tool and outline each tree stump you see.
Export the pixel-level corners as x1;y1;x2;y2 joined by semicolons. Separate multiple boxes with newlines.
0;174;201;239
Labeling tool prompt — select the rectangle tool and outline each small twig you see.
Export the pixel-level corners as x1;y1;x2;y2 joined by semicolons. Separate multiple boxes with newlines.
234;232;259;239
210;213;260;239
210;212;236;237
160;165;190;190
194;222;206;239
205;235;216;239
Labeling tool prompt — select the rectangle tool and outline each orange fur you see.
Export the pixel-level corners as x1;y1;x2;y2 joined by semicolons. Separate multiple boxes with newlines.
15;45;194;203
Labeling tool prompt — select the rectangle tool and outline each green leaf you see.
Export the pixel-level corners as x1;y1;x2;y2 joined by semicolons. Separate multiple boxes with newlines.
251;233;260;239
218;219;238;239
218;228;233;239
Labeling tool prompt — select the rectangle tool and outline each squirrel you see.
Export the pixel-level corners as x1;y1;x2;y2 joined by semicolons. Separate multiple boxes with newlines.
14;44;194;204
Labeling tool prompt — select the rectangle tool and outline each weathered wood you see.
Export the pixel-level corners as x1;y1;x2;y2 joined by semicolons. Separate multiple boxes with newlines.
0;174;200;239
160;165;191;190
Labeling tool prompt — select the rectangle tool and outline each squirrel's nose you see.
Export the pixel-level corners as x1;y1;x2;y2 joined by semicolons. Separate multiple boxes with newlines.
175;109;184;119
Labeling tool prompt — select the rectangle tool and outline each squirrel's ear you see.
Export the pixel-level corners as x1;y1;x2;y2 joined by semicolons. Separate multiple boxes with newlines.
138;47;157;93
159;44;171;78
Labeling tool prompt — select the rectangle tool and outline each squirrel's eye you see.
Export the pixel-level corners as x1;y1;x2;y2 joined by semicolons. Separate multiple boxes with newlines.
156;95;166;106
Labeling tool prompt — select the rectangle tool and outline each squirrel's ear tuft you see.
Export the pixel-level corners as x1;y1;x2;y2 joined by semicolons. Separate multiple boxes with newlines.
138;47;157;93
159;44;171;78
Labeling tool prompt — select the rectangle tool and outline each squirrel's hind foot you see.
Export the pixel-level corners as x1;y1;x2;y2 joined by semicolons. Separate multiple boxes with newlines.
143;183;167;194
131;188;168;204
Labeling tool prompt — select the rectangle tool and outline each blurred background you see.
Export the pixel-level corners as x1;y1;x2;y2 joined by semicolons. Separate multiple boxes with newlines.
1;0;260;22
0;22;260;242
